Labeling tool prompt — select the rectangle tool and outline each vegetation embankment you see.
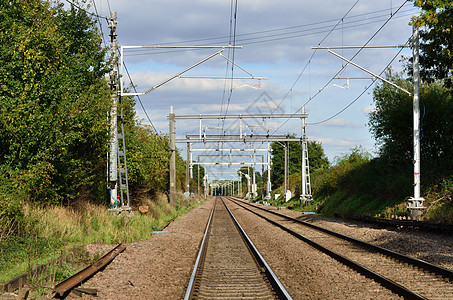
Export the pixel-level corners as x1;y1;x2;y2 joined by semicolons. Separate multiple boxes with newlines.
265;0;453;222
0;0;202;295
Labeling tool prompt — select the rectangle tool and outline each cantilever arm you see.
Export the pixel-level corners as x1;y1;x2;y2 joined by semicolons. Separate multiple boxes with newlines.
327;49;412;96
142;49;225;95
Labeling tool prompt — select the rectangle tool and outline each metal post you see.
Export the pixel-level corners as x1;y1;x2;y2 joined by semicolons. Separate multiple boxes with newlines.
169;106;176;205
186;142;190;192
252;166;256;198
240;118;243;138
267;142;272;198
108;12;118;207
408;24;424;218
284;142;288;194
197;163;200;196
261;164;265;198
301;107;307;198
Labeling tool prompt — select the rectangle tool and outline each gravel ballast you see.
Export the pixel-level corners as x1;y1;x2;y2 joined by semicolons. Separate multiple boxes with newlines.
68;197;452;299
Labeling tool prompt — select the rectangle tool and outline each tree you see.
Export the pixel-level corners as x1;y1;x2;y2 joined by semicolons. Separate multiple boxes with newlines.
270;137;329;187
411;0;453;85
0;0;110;207
192;164;205;189
369;70;453;174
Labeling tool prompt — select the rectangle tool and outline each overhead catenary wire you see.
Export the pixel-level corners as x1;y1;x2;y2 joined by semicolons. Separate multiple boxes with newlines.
309;43;407;126
223;0;239;118
268;0;410;136
218;0;236;125
305;0;409;107
123;5;416;57
271;0;361;114
126;4;413;49
122;60;159;134
219;0;239;135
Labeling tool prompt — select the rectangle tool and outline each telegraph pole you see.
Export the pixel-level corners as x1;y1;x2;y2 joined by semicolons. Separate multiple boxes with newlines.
169;106;176;205
107;12;118;207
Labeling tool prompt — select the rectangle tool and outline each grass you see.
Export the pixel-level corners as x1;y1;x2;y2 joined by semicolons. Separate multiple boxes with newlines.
0;191;203;296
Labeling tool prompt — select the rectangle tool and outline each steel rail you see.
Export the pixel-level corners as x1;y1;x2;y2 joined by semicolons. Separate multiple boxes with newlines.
226;197;427;300
184;198;292;299
229;196;453;281
184;199;216;300
53;243;126;297
221;198;292;300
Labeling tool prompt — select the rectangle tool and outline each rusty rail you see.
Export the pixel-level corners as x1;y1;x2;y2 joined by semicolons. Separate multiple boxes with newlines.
53;243;126;297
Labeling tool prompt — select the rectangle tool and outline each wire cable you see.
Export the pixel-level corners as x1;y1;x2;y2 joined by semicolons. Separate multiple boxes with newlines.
63;0;107;19
122;61;159;133
271;0;361;114
91;0;107;47
309;41;407;126
223;0;238;117
268;0;409;136
127;4;413;48
305;0;409;108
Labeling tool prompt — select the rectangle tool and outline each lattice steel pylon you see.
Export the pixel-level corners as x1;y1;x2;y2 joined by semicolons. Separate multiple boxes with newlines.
107;11;130;213
117;102;131;209
300;106;312;203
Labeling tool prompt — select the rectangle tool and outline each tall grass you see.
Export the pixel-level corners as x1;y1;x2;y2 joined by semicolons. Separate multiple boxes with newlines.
0;192;201;285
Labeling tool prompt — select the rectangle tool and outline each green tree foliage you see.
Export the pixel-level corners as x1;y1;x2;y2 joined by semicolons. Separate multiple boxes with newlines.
0;0;110;210
192;164;205;189
119;95;186;196
271;138;329;187
411;0;453;85
312;146;374;196
368;70;453;176
126;127;172;194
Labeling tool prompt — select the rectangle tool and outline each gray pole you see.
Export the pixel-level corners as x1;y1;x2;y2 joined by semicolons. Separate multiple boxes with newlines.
408;24;424;218
169;106;176;205
301;106;307;198
284;142;288;194
252;166;256;198
108;12;118;207
186;142;190;193
261;164;264;198
197;162;200;196
267;142;272;198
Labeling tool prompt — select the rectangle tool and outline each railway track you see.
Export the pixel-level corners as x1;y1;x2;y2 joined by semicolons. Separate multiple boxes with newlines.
226;197;453;300
184;197;291;299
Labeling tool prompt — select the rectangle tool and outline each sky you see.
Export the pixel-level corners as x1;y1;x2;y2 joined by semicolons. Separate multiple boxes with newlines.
86;0;419;180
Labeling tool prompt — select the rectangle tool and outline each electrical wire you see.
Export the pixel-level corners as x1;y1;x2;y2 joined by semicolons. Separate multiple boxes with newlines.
122;61;159;133
223;0;238;118
271;0;361;114
126;4;413;48
91;0;107;47
268;0;409;136
308;42;407;126
123;6;416;57
306;0;409;108
63;0;107;19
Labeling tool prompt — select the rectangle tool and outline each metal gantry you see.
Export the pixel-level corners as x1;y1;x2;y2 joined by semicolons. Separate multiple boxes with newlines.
168;109;312;202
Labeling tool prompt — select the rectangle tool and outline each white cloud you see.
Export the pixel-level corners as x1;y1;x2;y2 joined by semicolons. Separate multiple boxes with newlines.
322;118;361;128
362;105;376;114
93;0;416;163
